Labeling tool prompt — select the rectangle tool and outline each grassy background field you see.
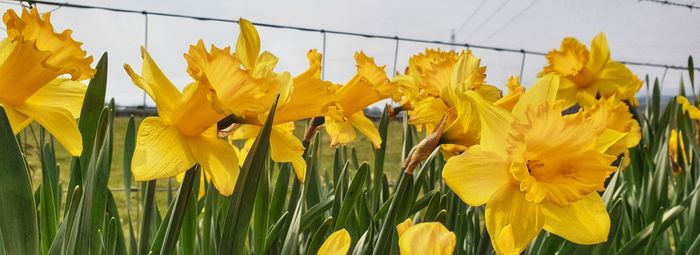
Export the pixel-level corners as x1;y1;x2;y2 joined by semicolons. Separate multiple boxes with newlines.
20;115;407;225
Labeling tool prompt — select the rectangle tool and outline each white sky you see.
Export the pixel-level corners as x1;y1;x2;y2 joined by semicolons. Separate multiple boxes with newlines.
2;0;699;106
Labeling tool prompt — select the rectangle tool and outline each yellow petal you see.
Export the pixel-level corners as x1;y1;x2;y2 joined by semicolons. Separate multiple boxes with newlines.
348;111;382;148
124;47;182;121
15;100;82;156
236;18;260;70
593;61;642;102
449;51;488;102
442;145;509;206
595;129;628;154
474;84;502;102
1;104;32;134
270;123;307;182
587;32;610;74
318;229;351;255
466;91;512;151
398;222;456;255
408;97;449;134
396;218;414;237
251;51;279;79
541;192;610;244
485;183;544;255
325;113;357;147
511;74;560;120
131;117;196;180
26;78;86;118
231;124;261;140
187;133;239;196
494;225;518;255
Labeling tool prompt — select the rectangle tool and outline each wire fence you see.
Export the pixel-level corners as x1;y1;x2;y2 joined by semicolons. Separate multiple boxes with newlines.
13;0;700;72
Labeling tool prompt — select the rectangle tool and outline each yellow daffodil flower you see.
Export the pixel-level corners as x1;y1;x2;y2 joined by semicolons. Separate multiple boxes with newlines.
587;96;641;170
393;49;516;157
397;219;456;255
0;8;94;156
317;229;351;255
189;19;335;183
540;32;642;107
124;48;240;196
443;74;624;254
677;96;700;120
669;129;687;175
325;51;399;148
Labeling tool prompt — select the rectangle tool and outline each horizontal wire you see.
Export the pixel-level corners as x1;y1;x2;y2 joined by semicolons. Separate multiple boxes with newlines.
14;0;700;71
639;0;700;10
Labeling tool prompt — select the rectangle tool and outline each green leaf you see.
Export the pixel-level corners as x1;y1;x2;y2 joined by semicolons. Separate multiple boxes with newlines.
263;211;289;254
158;166;199;255
268;164;291;227
0;107;39;255
253;165;270;254
122;116;137;254
219;96;279;254
372;106;390;211
618;205;686;254
48;186;82;255
300;196;334;232
104;191;126;255
138;180;157;255
74;105;114;254
335;163;369;231
372;172;414;255
40;141;60;254
280;186;305;254
78;53;108;175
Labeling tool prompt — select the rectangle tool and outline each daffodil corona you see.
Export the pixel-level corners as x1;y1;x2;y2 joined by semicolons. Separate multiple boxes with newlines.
0;8;94;156
443;74;623;254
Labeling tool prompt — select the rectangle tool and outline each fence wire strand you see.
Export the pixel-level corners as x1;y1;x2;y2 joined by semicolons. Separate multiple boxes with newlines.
11;0;698;71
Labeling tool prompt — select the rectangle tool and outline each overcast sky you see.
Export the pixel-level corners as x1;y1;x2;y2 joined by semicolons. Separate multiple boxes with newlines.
2;0;699;106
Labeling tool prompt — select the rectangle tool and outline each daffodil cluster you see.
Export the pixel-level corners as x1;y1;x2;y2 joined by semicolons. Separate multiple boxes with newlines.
440;34;643;254
0;7;650;254
125;19;400;196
